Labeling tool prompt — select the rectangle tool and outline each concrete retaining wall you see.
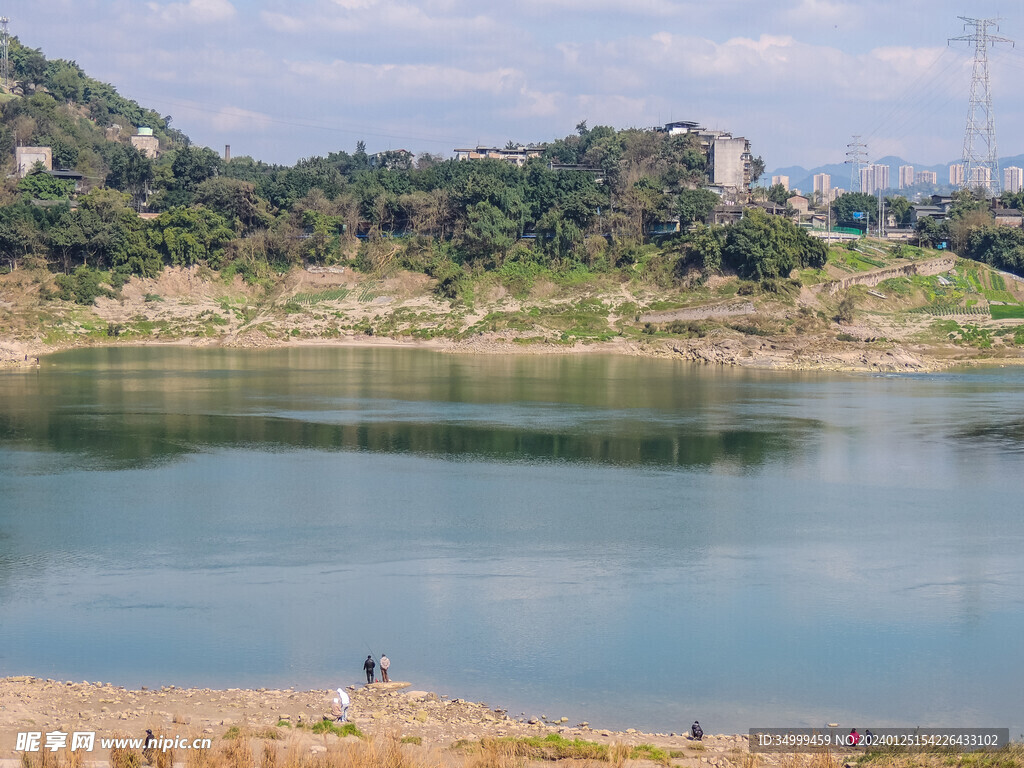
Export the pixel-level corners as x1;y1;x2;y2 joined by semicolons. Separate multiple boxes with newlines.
640;302;755;323
820;256;955;295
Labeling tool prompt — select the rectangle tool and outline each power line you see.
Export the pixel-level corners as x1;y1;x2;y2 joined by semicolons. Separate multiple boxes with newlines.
142;96;478;151
845;136;868;193
949;16;1013;194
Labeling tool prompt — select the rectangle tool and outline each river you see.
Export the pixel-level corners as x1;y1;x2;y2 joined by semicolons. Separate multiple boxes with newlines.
1;346;1022;735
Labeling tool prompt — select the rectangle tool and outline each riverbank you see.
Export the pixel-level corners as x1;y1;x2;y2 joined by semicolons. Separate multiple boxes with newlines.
0;676;743;764
4;678;1021;768
4;257;1024;374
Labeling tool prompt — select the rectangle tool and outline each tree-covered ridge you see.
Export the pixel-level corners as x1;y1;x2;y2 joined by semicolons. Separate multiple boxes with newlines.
0;36;966;302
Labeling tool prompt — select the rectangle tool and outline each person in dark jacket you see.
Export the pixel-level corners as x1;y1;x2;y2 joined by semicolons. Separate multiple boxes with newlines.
363;655;376;684
691;721;703;740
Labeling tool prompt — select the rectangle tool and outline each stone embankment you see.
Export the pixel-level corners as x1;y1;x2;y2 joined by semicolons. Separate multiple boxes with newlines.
639;302;755;324
819;256;955;295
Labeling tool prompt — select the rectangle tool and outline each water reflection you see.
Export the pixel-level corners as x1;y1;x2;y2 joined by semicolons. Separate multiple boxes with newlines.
0;347;820;471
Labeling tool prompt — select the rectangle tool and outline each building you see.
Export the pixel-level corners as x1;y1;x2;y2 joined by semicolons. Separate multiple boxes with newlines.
813;173;831;203
710;135;753;194
15;146;52;177
771;175;790;190
859;164;890;194
129;127;160;158
915;170;938;186
1004;166;1023;194
787;194;810;216
969;166;992;188
658;121;753;196
899;165;915;189
369;149;413;170
453;145;544;166
949;164;965;186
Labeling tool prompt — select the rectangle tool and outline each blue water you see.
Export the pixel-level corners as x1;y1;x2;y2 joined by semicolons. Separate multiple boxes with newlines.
1;347;1022;735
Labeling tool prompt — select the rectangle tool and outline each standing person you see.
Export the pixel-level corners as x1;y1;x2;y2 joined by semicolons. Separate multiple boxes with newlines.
363;654;376;685
380;654;390;683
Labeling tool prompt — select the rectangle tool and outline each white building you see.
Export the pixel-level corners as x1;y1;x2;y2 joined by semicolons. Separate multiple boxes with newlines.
899;165;915;189
1004;166;1023;194
771;175;790;190
15;146;52;177
859;164;890;194
949;164;965;186
915;170;938;186
813;173;831;203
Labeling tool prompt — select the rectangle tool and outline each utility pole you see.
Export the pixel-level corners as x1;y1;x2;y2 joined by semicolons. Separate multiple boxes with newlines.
949;17;1013;196
845;136;868;193
0;17;9;93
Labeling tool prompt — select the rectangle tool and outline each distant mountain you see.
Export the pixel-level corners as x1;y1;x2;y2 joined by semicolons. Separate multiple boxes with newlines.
768;155;1024;196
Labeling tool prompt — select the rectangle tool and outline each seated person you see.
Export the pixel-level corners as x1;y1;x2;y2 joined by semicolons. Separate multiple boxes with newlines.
691;721;703;740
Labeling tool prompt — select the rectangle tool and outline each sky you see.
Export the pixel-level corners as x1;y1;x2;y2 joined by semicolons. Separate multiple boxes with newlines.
6;0;1024;171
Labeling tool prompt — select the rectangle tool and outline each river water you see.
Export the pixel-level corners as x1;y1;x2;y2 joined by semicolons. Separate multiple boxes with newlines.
1;346;1022;735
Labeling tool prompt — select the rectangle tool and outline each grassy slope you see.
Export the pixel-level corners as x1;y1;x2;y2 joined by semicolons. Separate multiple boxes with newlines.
3;239;1024;366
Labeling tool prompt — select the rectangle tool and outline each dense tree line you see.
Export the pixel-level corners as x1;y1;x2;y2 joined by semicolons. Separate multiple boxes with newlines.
0;37;967;302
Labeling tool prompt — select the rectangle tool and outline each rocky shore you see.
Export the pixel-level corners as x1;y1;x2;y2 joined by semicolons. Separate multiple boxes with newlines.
1;676;751;767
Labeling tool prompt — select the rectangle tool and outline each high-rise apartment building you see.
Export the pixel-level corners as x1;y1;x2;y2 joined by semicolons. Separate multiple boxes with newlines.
1004;167;1023;194
859;164;890;194
949;164;965;186
771;175;790;190
813;173;831;202
915;170;938;185
898;165;915;189
969;166;991;187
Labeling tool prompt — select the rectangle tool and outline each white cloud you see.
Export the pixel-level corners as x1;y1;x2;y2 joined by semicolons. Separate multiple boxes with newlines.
208;105;274;132
285;58;523;101
146;0;236;24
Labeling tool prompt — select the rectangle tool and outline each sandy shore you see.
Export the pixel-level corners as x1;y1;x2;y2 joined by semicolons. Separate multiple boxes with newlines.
1;676;754;767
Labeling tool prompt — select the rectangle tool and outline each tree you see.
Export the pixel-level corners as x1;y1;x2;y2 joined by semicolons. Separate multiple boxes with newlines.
169;146;223;192
17;171;74;200
749;156;766;186
765;183;790;206
722;208;827;280
458;201;517;266
104;143;154;210
46;61;86;103
676;189;719;226
683;223;724;275
195;176;271;233
48;211;88;273
54;265;111;304
832;192;878;227
962;224;1024;276
915;216;944;248
885;195;913;227
148;206;234;268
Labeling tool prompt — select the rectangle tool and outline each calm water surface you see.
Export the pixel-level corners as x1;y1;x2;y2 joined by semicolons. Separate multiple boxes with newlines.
1;347;1022;734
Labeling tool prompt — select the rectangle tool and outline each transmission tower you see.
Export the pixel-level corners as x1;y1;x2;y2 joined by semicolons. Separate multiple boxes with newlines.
0;17;9;93
949;17;1013;195
845;136;868;193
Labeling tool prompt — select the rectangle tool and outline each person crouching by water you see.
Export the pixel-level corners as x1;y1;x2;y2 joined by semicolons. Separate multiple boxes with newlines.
363;654;376;685
380;654;390;683
331;688;350;722
691;721;703;740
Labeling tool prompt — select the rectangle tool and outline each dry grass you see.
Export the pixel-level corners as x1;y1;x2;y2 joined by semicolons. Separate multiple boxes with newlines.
182;735;444;768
